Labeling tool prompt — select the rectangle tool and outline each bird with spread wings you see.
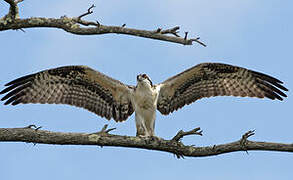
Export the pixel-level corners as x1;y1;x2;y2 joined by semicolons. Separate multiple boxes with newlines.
0;63;288;137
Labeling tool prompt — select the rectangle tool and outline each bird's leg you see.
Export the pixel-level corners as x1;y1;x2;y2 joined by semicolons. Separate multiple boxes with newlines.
135;113;149;137
144;116;156;137
135;112;161;139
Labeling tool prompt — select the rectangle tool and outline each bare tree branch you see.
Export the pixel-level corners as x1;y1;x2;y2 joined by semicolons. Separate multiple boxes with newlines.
0;2;206;46
0;126;292;158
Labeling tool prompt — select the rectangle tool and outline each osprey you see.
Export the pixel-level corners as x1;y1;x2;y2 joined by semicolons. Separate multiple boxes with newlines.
0;63;288;137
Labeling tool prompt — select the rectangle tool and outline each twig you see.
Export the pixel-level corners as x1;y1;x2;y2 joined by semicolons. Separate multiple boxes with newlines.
73;4;100;27
90;124;116;148
96;124;116;134
184;31;188;40
77;4;95;20
182;31;206;46
189;37;206;47
172;127;203;141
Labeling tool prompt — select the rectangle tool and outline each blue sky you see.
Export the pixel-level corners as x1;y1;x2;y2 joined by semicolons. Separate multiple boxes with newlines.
0;0;292;179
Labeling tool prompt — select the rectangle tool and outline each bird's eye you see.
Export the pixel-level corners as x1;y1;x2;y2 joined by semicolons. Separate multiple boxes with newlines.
142;74;147;78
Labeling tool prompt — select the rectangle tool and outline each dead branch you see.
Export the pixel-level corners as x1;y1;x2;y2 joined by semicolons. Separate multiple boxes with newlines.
0;126;292;158
0;2;206;46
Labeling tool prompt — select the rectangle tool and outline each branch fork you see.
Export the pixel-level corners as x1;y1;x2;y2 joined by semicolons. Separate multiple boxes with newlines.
240;130;255;148
74;4;100;27
95;124;116;135
157;26;180;37
172;127;203;142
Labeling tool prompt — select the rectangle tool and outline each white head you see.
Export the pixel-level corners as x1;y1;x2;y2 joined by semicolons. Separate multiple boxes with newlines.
136;74;153;87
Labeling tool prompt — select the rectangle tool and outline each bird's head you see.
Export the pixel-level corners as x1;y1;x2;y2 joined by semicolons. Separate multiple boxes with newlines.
136;74;153;87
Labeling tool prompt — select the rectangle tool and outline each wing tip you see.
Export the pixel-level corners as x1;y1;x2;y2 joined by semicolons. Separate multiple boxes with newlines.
1;74;35;104
253;70;289;92
1;79;32;106
253;70;288;101
4;74;35;86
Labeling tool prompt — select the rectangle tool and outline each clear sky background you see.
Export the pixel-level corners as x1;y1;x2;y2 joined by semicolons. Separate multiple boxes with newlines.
0;0;292;179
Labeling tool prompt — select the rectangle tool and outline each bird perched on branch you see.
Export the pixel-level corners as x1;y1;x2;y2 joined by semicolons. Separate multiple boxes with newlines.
0;63;288;137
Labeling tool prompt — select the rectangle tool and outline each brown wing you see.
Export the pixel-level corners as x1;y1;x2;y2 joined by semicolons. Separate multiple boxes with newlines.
0;66;134;122
157;63;288;115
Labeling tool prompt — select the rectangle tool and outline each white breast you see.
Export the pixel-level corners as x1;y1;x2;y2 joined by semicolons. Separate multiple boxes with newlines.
131;84;160;110
130;83;161;136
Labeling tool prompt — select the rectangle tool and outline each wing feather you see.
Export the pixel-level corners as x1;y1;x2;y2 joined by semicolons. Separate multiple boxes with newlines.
157;63;288;115
0;66;134;122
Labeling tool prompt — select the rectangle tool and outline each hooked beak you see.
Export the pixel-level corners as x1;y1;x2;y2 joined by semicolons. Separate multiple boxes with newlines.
137;75;141;82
